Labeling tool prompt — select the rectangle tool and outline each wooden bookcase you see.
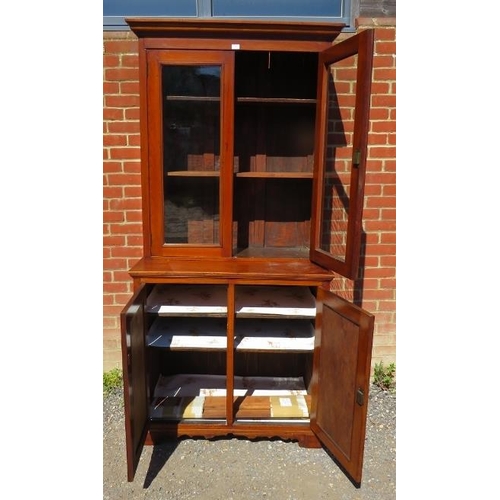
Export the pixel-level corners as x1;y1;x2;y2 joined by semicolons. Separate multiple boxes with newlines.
121;19;375;486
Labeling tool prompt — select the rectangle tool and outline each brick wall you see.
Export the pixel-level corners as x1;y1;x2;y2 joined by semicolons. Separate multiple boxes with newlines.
103;32;142;369
102;18;396;372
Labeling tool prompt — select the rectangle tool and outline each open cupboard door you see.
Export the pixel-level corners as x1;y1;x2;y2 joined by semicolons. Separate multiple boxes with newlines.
310;288;375;485
120;284;151;481
310;30;374;279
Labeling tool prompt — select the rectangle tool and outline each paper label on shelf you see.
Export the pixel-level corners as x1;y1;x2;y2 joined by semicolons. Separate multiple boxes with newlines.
270;395;309;418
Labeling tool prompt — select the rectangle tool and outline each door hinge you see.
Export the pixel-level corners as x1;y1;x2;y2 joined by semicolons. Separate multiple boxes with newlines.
356;388;365;406
352;149;361;167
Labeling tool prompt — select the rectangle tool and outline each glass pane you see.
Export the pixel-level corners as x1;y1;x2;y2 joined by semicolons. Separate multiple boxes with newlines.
104;0;197;17
162;65;222;245
319;54;358;262
213;0;342;17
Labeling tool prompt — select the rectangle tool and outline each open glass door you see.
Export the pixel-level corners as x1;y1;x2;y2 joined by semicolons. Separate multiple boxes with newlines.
310;30;374;279
310;287;375;485
120;284;151;481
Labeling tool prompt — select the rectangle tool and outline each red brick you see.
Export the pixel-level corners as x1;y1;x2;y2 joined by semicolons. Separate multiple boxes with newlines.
373;68;396;81
104;281;130;294
372;94;396;108
372;55;396;68
105;67;139;82
107;172;141;186
106;94;140;108
103;81;120;94
111;246;143;258
380;256;396;267
121;81;140;94
103;107;124;121
109;147;141;160
112;223;143;235
382;184;396;196
370;146;396;159
374;28;396;41
123;161;141;173
127;235;144;246
372;120;396;133
103;161;123;173
103;316;119;329
375;41;396;55
381;208;396;220
104;235;126;246
124;186;142;197
366;196;395;208
107;121;140;134
125;107;141;120
103;54;120;68
103;211;125;223
113;270;135;282
369;108;390;120
110;198;142;210
103;134;127;147
126;211;143;223
368;133;390;145
128;135;141;147
104;40;139;54
122;55;139;67
370;81;391;94
104;257;128;270
103;186;124;198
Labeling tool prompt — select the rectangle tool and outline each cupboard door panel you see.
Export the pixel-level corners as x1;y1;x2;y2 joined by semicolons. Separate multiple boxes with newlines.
310;288;374;485
120;284;151;481
310;30;374;279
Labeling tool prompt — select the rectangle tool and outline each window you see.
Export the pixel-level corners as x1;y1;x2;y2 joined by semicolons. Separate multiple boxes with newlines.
103;0;353;31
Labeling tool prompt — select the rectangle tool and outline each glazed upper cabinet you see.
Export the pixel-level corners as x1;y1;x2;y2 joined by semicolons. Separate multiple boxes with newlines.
122;19;375;487
132;20;373;278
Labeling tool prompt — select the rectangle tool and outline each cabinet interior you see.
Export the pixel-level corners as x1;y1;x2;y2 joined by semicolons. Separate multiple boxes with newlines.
160;50;319;258
144;284;316;422
233;51;317;258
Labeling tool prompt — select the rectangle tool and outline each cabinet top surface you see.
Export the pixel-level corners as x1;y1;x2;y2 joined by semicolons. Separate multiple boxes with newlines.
129;257;333;283
125;18;345;41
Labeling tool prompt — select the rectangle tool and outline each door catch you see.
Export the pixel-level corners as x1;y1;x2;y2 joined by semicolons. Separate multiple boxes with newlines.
356;388;365;406
353;149;361;166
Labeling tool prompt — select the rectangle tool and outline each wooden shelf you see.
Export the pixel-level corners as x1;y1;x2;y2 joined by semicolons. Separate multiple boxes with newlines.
150;394;311;421
147;317;314;352
166;170;220;177
237;97;316;105
147;317;227;350
236;171;312;179
164;96;316;105
154;373;307;397
151;374;309;421
235;319;314;352
165;95;220;102
235;285;316;318
146;284;227;316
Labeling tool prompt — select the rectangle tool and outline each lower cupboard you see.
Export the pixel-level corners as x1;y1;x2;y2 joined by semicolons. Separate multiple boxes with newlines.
122;280;374;485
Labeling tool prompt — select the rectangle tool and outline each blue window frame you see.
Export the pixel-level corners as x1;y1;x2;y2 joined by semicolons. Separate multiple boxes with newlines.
103;0;352;31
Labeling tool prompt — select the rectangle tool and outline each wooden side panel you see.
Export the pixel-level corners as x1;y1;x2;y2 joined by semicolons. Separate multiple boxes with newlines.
120;284;151;481
310;288;374;485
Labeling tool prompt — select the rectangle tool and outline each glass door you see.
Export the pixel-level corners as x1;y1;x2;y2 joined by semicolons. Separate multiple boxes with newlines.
310;31;374;279
147;50;234;257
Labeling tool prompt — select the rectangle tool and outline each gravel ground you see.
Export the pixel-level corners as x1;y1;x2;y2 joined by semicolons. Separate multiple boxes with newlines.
103;385;395;499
